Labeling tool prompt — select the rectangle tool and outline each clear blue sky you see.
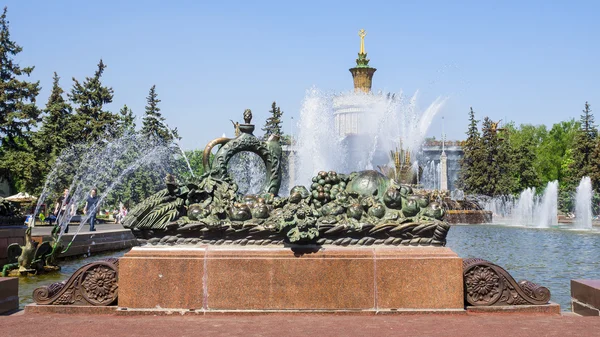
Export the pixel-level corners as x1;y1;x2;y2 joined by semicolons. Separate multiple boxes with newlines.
4;0;599;149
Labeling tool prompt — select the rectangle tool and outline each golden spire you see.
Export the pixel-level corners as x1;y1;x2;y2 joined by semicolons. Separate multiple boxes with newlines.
358;29;367;54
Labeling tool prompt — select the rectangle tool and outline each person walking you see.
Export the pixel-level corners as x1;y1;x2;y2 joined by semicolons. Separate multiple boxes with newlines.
54;188;74;234
83;188;99;232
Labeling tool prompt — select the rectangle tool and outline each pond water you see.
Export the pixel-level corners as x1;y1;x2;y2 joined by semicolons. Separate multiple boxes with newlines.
447;224;600;311
16;225;600;311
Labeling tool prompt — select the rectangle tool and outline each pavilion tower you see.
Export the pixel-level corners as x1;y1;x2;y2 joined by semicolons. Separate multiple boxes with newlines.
349;29;377;93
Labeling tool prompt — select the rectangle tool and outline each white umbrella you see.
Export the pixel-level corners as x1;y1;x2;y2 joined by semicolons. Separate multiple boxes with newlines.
5;192;37;203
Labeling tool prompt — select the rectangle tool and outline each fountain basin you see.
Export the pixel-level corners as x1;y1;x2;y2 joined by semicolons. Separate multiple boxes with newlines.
444;210;492;224
116;246;464;313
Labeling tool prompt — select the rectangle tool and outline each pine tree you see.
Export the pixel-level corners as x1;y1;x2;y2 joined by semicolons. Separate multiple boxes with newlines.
141;85;176;144
116;104;135;136
567;101;597;187
457;107;484;193
0;7;43;189
69;59;119;143
36;72;73;156
262;101;283;140
511;136;540;192
478;117;514;196
0;7;42;149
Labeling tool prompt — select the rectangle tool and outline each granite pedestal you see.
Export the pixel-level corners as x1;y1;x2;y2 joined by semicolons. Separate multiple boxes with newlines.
571;279;600;316
0;225;26;266
118;246;464;314
0;277;18;314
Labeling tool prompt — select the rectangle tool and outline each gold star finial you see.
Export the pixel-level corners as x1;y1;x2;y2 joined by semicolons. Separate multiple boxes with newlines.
358;29;367;54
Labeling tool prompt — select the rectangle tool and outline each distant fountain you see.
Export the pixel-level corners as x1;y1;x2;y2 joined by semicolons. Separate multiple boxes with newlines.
513;188;536;227
421;160;441;190
575;176;593;230
482;181;559;227
535;180;558;228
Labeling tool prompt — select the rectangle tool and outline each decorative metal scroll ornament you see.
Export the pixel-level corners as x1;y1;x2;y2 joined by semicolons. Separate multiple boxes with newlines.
463;258;551;306
33;258;119;306
123;111;450;247
201;109;282;195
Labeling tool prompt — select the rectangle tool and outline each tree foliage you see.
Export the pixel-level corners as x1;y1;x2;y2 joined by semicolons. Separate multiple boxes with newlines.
457;107;484;194
69;59;119;143
568;102;597;187
140;85;177;144
262;101;283;140
0;7;42;188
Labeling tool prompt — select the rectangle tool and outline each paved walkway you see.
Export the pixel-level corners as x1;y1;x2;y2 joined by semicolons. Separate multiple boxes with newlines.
2;313;599;337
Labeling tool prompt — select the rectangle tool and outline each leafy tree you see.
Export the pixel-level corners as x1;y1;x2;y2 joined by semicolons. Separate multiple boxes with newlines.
0;7;42;188
536;120;578;186
69;59;119;143
504;123;543;191
171;150;206;182
510;136;540;192
566;102;597;187
262;101;283;140
141;85;177;144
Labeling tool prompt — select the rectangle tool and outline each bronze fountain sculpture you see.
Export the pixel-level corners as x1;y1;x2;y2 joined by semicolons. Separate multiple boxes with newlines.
122;110;450;247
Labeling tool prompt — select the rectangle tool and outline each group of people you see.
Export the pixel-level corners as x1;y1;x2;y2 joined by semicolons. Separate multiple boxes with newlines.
50;188;126;234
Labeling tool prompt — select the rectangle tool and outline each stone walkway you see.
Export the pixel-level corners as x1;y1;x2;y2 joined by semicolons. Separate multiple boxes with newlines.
2;313;599;337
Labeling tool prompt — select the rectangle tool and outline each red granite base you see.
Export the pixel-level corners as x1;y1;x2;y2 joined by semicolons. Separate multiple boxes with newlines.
0;277;19;315
571;279;600;316
467;302;560;315
118;246;464;313
24;304;117;315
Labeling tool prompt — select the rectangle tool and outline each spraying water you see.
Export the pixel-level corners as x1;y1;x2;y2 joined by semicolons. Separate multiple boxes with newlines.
575;176;593;230
513;187;536;227
294;87;447;186
535;180;558;228
228;152;266;195
421;160;441;190
35;132;174;247
145;115;194;177
481;181;559;228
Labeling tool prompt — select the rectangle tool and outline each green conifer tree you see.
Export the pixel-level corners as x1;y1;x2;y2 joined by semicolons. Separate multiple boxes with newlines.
457;107;484;193
117;104;135;136
69;59;119;143
0;7;43;190
0;7;42;149
567;102;597;187
141;85;177;144
36;72;74;156
479;117;514;196
511;136;540;192
262;101;283;140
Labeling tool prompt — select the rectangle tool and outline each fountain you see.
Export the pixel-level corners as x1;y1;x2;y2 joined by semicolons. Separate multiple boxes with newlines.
535;180;558;228
513;187;536;227
575;176;593;229
293;30;447;188
0;131;175;277
24;30;555;315
27;108;554;314
480;181;560;228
